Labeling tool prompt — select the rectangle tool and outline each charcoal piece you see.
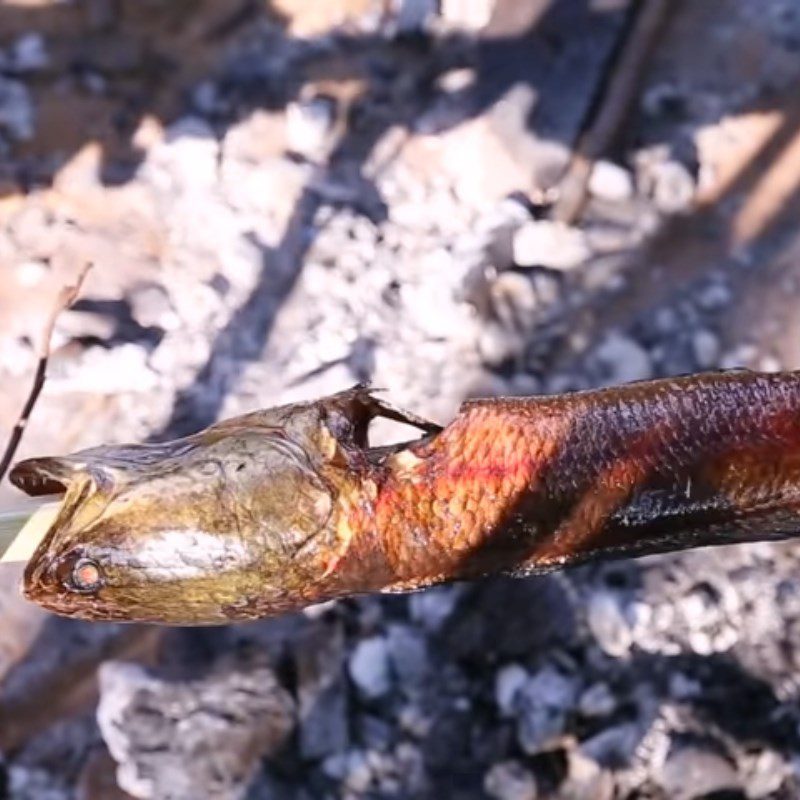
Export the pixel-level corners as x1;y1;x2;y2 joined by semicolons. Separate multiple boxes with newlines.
439;576;576;661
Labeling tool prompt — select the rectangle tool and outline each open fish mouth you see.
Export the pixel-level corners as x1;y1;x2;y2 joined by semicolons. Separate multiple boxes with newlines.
10;456;77;497
10;435;202;497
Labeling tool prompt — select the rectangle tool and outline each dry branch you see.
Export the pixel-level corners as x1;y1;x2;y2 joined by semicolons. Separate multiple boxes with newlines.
0;263;93;484
552;0;671;224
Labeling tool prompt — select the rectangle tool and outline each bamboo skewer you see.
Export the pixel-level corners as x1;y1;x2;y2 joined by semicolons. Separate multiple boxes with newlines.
0;500;61;565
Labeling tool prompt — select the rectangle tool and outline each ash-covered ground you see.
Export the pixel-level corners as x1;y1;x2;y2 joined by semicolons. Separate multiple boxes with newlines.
3;1;800;798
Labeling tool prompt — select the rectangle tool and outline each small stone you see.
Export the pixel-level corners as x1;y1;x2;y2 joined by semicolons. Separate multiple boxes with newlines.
587;591;633;657
720;343;759;370
386;624;429;687
408;585;464;632
436;67;476;93
357;714;394;752
513;221;590;271
759;354;782;372
490;271;540;331
593;332;653;385
642;82;684;117
10;33;49;73
478;322;519;367
484;760;537;800
15;259;49;287
349;636;392;699
696;280;732;310
321;752;349;780
0;334;34;375
578;682;616;717
691;329;720;368
394;0;437;33
440;0;495;30
580;723;641;768
651;160;695;214
398;704;432;738
128;282;179;330
560;750;614;800
589;161;634;202
342;750;373;793
8;766;69;800
653;306;679;334
742;749;788;798
668;672;702;701
0;76;34;140
515;666;577;754
191;81;220;116
145;117;219;191
286;95;338;161
659;746;740;800
494;663;529;717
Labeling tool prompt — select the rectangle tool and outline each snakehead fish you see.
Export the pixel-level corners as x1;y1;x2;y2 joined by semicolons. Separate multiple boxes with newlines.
10;369;800;625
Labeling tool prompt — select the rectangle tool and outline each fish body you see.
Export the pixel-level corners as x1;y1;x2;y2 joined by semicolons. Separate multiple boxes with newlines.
11;369;800;624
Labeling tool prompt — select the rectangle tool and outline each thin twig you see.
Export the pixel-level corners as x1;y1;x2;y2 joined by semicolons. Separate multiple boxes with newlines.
551;0;671;224
0;263;93;483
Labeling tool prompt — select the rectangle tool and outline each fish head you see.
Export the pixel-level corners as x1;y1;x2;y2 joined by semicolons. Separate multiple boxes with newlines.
10;387;429;624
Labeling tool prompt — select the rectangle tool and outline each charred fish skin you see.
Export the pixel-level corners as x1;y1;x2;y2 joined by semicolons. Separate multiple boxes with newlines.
373;370;800;587
11;370;800;625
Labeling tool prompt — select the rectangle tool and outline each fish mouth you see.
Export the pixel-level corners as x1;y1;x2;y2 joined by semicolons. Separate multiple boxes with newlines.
10;454;118;605
9;434;200;499
9;456;76;497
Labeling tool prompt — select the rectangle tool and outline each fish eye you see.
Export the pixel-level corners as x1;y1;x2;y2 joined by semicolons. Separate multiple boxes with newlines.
68;557;104;593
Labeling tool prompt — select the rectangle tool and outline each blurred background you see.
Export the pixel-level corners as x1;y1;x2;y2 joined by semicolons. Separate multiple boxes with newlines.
1;0;800;797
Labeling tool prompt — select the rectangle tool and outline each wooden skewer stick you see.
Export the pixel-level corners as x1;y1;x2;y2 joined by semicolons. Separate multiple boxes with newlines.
0;264;92;567
0;500;62;565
